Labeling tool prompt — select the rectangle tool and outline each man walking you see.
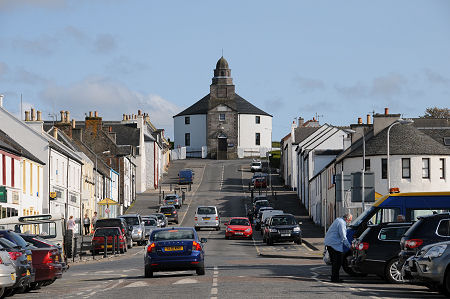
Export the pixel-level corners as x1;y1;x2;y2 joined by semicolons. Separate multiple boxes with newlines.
83;214;90;235
324;213;352;283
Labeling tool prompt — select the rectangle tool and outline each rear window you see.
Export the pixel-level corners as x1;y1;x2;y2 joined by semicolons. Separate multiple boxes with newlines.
143;219;157;226
95;228;120;236
121;217;140;226
255;201;269;207
0;231;28;248
229;219;250;226
160;207;174;213
271;216;296;226
165;195;178;200
379;226;410;241
197;207;216;215
437;219;450;236
0;237;18;249
252;162;261;166
153;229;194;241
96;219;122;228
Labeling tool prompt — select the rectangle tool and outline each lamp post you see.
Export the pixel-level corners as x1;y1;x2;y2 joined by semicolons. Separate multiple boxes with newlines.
345;129;366;211
386;119;414;193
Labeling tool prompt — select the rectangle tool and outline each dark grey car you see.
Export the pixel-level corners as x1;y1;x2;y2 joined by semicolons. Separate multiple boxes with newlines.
402;240;450;296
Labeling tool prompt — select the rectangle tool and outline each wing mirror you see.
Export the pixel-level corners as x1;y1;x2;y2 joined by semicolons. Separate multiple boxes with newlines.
200;238;207;243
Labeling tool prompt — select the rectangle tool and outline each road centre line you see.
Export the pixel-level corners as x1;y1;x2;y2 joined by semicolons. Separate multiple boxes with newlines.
180;164;206;225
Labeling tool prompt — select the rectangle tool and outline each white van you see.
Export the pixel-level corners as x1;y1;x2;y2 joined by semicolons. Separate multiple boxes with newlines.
260;210;284;232
194;206;220;231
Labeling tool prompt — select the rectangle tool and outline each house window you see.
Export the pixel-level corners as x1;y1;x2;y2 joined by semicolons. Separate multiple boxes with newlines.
402;158;411;178
440;158;446;179
365;159;371;172
422;158;430;179
219;114;225;121
255;116;260;124
255;133;260;146
381;158;387;179
185;133;190;146
185;117;190;125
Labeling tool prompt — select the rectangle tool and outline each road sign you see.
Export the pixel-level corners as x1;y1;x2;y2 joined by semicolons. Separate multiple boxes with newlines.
105;208;110;214
49;192;57;200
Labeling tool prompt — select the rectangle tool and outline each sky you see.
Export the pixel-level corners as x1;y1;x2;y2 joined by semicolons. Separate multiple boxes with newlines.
1;0;450;141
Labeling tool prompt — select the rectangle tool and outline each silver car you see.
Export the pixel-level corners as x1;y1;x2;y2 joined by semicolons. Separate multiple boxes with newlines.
0;249;16;297
195;206;220;231
164;194;182;209
150;213;168;228
142;217;159;239
118;214;146;246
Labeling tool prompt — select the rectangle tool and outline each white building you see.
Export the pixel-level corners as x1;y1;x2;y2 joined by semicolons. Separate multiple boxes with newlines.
173;57;272;159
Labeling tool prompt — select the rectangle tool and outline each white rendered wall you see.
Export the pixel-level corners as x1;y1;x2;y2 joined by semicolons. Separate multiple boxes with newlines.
238;114;272;151
174;115;206;150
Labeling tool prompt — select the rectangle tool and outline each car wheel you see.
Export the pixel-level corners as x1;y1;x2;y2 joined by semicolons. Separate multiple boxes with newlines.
144;265;153;278
216;226;220;231
385;258;404;284
442;268;450;296
196;266;205;276
296;238;302;245
342;252;364;276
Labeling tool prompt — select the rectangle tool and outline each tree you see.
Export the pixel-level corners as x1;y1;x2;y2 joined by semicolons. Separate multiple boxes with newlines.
421;107;450;118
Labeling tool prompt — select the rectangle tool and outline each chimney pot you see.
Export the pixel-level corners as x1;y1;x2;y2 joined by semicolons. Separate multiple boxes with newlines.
89;111;93;117
358;117;362;124
53;127;58;139
123;114;126;121
60;110;65;122
384;107;389;115
298;117;304;127
109;126;112;132
367;114;371;124
25;111;30;121
71;119;76;129
65;111;70;123
94;111;98;117
31;108;36;121
36;111;42;121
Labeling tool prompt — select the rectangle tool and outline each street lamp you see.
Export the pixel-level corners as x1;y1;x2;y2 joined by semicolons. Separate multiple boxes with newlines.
345;129;367;211
387;119;414;193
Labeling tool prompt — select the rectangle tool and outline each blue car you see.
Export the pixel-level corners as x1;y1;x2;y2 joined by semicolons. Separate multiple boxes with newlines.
144;227;206;278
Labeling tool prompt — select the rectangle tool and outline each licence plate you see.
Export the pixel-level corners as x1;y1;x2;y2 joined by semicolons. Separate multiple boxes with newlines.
164;213;171;216
165;246;183;251
235;232;243;235
167;201;174;204
281;233;291;237
27;255;32;262
10;273;15;281
101;245;113;249
203;217;210;220
26;270;30;276
55;255;59;261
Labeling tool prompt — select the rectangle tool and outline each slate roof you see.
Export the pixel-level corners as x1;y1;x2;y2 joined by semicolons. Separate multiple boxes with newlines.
412;118;450;128
344;124;450;159
173;93;271;117
419;129;450;146
293;127;320;144
0;130;45;165
45;129;84;164
106;123;140;147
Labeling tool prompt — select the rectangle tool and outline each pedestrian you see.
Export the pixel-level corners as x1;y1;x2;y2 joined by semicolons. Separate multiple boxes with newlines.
83;214;90;235
324;213;352;283
396;214;405;222
67;215;76;232
91;211;98;230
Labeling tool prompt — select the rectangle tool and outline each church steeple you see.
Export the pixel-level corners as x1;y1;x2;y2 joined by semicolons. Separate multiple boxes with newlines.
210;56;235;100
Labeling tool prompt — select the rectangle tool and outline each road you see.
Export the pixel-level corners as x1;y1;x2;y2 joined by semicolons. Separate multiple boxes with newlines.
16;159;445;298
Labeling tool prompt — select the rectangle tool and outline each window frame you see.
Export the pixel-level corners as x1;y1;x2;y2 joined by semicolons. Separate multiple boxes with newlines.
184;116;190;125
219;114;225;121
364;159;371;172
422;158;430;179
184;133;190;147
255;116;260;124
402;158;411;179
381;158;387;179
255;133;261;146
440;158;445;180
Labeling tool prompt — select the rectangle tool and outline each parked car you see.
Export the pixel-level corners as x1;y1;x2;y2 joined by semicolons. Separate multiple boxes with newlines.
259;209;284;232
251;172;268;185
400;213;450;279
194;206;220;231
178;169;194;184
159;205;179;224
150;213;168;227
402;240;450;295
0;237;33;295
253;207;274;229
253;177;267;189
144;227;206;277
0;230;35;293
350;222;412;283
118;214;146;246
250;160;262;172
142;217;159;239
225;217;252;239
262;214;302;245
252;199;270;215
95;218;133;249
164;194;183;209
0;247;17;297
91;227;127;254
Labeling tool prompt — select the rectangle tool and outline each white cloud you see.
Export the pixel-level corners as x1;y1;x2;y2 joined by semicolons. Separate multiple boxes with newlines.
294;76;325;93
39;77;180;137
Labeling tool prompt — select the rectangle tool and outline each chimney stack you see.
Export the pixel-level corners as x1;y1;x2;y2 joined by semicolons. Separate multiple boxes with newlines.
25;111;30;121
367;114;371;124
89;111;93;117
65;111;70;123
71;119;76;129
31;108;36;121
53;127;58;139
298;117;304;127
0;95;3;107
94;111;98;117
60;110;65;122
123;114;126;121
358;117;362;124
384;107;389;115
37;111;42;121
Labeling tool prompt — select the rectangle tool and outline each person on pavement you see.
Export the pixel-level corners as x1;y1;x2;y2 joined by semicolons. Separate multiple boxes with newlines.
324;213;352;283
67;215;76;233
83;214;90;235
92;212;98;230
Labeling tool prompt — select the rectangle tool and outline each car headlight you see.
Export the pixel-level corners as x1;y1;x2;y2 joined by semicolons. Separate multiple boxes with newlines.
227;228;233;232
245;228;251;232
269;228;278;233
423;244;447;259
293;226;301;232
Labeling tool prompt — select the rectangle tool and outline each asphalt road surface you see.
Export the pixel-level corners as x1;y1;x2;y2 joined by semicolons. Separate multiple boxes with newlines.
16;160;446;299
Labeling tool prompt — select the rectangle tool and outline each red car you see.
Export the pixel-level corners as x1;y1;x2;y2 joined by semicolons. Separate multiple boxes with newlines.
92;227;127;254
253;177;267;188
225;217;253;239
30;248;63;288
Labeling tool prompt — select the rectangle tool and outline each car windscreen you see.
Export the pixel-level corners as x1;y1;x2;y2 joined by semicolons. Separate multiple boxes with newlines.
255;201;269;207
165;195;178;200
143;219;157;226
271;216;297;226
121;217;140;226
0;237;19;249
351;207;375;227
0;231;28;248
96;220;122;228
229;219;250;226
94;228;120;236
160;207;174;213
153;229;194;241
251;162;261;166
197;207;216;215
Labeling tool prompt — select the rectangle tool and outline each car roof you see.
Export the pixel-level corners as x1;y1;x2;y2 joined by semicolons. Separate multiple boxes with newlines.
197;206;217;208
119;214;140;217
255;199;269;203
152;227;195;233
230;217;249;220
160;205;176;208
165;194;178;197
418;212;450;220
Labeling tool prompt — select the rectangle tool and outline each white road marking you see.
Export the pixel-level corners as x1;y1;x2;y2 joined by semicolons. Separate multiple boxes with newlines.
302;243;313;252
124;281;148;288
180;164;206;225
173;278;198;284
210;288;218;295
210;266;219;298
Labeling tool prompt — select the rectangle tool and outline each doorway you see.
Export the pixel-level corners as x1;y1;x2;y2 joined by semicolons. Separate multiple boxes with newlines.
217;135;227;160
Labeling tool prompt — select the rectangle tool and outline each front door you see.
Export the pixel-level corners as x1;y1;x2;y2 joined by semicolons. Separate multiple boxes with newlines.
217;137;227;160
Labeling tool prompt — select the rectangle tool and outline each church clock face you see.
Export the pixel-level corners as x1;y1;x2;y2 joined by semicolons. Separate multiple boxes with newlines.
217;88;227;98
